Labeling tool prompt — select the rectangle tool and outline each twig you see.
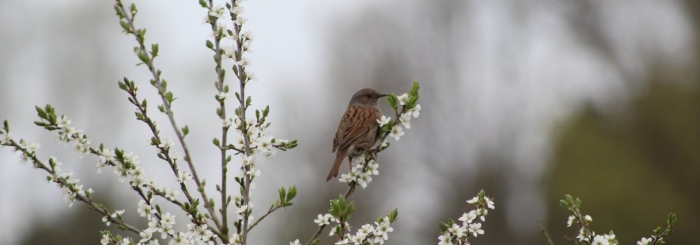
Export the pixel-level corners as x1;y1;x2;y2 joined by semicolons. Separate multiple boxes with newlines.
304;103;409;245
248;206;282;232
115;0;221;232
304;185;356;245
203;0;232;239
4;139;141;234
538;221;555;245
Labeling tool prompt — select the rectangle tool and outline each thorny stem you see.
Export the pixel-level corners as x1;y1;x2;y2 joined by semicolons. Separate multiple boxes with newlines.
115;0;221;232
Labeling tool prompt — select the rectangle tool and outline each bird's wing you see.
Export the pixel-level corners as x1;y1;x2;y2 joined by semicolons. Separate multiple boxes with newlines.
333;106;379;152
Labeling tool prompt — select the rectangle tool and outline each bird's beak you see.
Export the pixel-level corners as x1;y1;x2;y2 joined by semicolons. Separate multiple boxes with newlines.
378;94;388;98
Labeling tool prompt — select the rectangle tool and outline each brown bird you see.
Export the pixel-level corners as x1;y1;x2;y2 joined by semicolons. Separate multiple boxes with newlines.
327;88;386;181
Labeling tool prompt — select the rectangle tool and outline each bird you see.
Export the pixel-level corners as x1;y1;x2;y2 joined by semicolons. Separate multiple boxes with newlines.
326;88;387;181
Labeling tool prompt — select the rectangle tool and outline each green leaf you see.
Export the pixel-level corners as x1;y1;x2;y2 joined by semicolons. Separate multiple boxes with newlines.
165;91;174;103
389;209;398;223
263;105;270;117
278;187;286;202
559;200;568;208
206;40;214;50
439;222;448;232
387;93;399;110
286;186;297;201
114;5;124;18
409;81;420;97
35;106;47;119
129;3;137;15
346;202;355;218
182;125;189;136
137;50;150;64
3;120;9;132
118;81;127;90
198;0;207;8
668;213;677;225
119;20;131;33
213;138;221;147
151;43;159;57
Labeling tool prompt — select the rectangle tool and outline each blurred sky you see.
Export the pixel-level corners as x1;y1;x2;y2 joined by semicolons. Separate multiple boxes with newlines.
0;0;696;244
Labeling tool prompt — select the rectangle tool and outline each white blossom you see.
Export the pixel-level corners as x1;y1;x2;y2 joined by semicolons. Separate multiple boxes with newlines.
137;200;155;219
101;234;111;245
566;215;575;227
376;116;391;127
1;132;11;144
410;104;421;118
177;170;192;184
591;235;610;245
57;115;71;128
448;224;464;238
397;93;409;105
399;113;411;129
165;188;178;200
484;197;495;209
314;213;332;226
438;232;453;245
388;125;404;141
119;237;131;245
289;239;300;245
467;222;484;237
637;237;652;245
373;217;393;244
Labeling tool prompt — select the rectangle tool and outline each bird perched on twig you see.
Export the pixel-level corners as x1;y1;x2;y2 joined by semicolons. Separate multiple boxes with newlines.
327;88;386;181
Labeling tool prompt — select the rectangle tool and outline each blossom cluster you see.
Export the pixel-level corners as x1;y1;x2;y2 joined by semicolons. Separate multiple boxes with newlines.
377;93;421;142
313;213;395;245
566;214;618;245
1;122;93;208
560;194;676;245
338;158;379;189
438;190;494;245
54;115;91;155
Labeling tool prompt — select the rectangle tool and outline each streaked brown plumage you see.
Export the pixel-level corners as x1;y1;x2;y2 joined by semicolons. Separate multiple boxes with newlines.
327;88;386;181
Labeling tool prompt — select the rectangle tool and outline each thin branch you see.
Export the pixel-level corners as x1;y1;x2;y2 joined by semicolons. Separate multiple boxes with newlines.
115;0;220;231
204;0;231;239
538;221;556;245
248;206;282;232
304;104;409;245
304;185;356;245
3;139;141;234
225;0;254;244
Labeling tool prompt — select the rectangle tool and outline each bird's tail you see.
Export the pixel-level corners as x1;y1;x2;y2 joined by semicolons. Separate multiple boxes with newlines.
326;151;346;181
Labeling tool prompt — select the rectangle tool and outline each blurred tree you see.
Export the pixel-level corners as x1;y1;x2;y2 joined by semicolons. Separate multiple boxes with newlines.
545;79;700;244
20;207;106;245
546;1;700;244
